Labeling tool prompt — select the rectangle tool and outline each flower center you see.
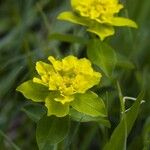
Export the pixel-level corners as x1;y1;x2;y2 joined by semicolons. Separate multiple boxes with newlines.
49;69;77;96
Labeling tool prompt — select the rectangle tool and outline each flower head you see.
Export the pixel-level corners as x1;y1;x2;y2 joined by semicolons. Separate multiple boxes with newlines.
58;0;137;40
16;55;106;117
33;56;102;117
33;55;101;104
74;0;123;23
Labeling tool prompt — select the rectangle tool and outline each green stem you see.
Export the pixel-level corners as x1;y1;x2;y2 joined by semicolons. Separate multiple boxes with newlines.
117;81;125;116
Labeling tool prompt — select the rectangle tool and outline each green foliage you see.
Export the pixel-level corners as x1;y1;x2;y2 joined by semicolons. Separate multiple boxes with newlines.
22;104;46;123
71;91;106;117
116;53;135;69
36;115;69;150
0;0;149;149
45;94;69;117
87;39;117;77
16;80;49;102
142;117;150;150
103;92;144;150
69;108;111;128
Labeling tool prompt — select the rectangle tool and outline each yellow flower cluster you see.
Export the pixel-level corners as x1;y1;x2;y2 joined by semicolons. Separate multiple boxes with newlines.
58;0;137;40
74;0;123;23
33;55;101;104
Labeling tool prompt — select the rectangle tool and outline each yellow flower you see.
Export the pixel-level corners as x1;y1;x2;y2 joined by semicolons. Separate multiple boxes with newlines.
33;55;101;105
58;0;137;40
17;56;106;117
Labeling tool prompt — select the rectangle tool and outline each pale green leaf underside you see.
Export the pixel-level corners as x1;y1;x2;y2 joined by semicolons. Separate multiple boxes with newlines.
16;80;49;102
71;91;106;117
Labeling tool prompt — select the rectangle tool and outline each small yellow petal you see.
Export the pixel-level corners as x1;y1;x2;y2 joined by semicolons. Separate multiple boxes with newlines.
48;56;62;71
36;61;53;76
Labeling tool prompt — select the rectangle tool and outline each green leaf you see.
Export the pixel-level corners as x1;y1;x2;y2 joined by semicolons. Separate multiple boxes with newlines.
57;11;88;26
69;108;110;128
16;80;49;102
36;116;69;149
45;94;69;117
22;104;46;122
126;92;145;134
103;92;144;150
71;91;107;117
87;39;117;77
111;17;138;28
87;24;115;41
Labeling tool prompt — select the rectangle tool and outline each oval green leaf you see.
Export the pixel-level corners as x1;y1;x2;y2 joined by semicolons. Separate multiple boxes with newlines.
36;115;70;150
16;80;49;102
71;91;107;117
87;39;117;77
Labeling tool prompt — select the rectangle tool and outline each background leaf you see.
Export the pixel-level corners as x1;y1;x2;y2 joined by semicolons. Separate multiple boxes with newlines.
49;33;88;44
87;39;117;77
22;104;46;123
69;108;111;128
116;53;135;69
36;115;70;150
142;117;150;150
103;92;144;150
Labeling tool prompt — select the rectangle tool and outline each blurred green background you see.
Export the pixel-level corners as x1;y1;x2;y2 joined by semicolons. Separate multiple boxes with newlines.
0;0;149;149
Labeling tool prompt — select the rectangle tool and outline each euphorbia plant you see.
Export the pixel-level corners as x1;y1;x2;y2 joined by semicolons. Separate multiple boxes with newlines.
17;56;106;118
16;0;145;149
17;56;108;149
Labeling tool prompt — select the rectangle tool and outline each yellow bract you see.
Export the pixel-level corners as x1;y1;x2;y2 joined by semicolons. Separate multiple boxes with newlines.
58;0;138;40
33;55;101;104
